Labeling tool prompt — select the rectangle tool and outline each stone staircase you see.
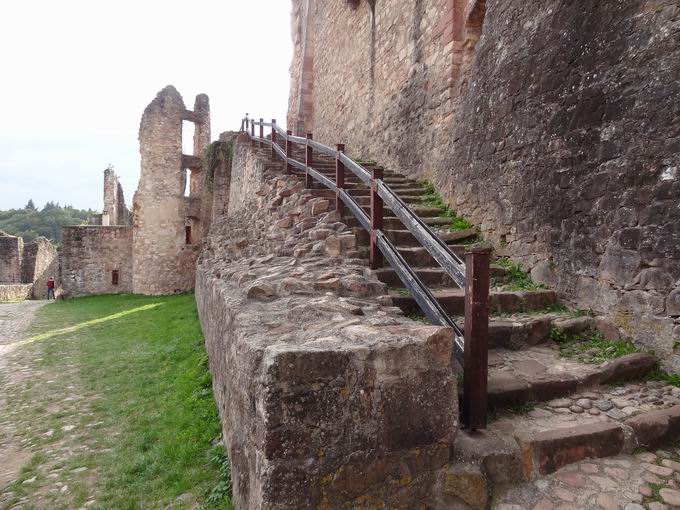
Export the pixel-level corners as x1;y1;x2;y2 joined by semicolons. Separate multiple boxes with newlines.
256;142;680;504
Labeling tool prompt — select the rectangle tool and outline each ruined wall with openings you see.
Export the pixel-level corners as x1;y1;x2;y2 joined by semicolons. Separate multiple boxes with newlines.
131;86;210;295
61;226;133;297
289;0;680;370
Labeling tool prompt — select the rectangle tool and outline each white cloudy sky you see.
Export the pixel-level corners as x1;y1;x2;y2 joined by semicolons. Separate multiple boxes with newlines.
0;0;293;211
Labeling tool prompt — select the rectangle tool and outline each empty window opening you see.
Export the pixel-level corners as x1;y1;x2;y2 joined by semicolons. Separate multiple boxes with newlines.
182;120;195;156
185;225;192;245
112;270;119;285
184;169;191;197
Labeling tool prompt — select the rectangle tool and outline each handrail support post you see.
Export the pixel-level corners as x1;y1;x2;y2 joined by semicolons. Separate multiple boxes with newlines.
285;130;293;174
305;133;314;189
259;118;264;149
336;144;346;215
370;166;384;269
250;118;256;149
270;119;277;160
462;246;491;431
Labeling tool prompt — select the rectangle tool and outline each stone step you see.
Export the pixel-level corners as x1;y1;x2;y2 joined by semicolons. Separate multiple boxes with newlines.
344;216;452;230
383;288;558;315
354;227;477;249
357;205;444;219
372;264;508;288
350;193;425;204
396;245;466;266
485;346;657;410
447;403;680;507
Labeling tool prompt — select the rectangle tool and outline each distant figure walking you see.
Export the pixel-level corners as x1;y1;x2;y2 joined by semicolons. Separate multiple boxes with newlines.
47;277;55;300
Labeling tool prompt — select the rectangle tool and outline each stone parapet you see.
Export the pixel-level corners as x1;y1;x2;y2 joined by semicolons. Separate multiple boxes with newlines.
197;143;458;508
0;284;33;302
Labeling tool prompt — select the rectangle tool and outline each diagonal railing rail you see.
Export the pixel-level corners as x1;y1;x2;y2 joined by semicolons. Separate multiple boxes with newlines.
242;117;490;429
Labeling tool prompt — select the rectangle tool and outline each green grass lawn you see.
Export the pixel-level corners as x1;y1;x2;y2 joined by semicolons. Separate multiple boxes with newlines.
6;294;232;509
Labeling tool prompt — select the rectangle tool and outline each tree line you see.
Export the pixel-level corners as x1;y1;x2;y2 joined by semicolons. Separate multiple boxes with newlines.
0;200;97;244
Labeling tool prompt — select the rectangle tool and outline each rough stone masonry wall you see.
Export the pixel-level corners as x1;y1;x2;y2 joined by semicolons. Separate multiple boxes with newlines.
196;138;458;508
289;0;459;170
289;0;680;370
436;0;680;370
0;233;24;283
61;226;132;297
103;167;130;226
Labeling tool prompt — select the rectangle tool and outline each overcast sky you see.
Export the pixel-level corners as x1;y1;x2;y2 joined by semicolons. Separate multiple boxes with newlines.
0;0;293;211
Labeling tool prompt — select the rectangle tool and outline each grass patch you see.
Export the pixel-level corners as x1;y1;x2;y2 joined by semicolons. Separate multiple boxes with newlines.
507;401;536;415
646;366;680;387
551;328;640;364
419;180;474;232
494;257;547;291
21;294;232;509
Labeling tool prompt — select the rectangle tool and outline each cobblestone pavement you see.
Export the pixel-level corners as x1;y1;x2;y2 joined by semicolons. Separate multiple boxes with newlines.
0;301;48;500
495;449;680;509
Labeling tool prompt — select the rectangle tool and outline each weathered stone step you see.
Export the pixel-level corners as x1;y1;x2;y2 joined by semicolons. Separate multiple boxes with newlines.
344;216;452;230
383;288;558;315
358;205;443;219
354;227;477;249
396;245;466;266
485;346;657;410
351;193;424;204
372;264;508;288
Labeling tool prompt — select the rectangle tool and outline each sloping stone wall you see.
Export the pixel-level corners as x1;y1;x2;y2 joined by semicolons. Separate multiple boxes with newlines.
288;0;680;369
197;142;458;508
22;237;59;299
61;226;133;297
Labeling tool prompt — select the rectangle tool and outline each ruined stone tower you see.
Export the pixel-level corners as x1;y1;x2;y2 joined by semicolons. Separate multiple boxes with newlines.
102;166;130;226
131;86;211;295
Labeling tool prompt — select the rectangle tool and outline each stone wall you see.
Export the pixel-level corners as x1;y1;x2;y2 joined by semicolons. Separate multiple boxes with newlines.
61;226;133;297
0;233;23;283
0;284;33;302
103;166;130;226
196;144;458;508
288;0;680;369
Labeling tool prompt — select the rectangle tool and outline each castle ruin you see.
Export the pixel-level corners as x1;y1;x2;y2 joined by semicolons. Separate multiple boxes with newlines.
61;86;223;297
0;231;59;301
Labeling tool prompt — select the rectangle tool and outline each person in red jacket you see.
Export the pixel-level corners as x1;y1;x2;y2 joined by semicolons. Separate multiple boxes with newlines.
47;277;55;300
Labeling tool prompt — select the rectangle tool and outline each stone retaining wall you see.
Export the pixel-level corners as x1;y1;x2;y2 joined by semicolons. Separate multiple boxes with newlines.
197;140;459;508
0;284;33;302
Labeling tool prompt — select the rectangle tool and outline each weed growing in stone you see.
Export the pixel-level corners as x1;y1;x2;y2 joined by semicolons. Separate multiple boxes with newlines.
419;180;474;231
551;328;640;364
494;257;547;291
646;367;680;388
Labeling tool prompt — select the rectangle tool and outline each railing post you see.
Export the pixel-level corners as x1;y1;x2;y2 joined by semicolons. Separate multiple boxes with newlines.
462;246;491;430
271;119;277;160
285;130;293;174
305;133;314;189
250;118;256;149
370;166;384;269
335;144;345;214
259;118;264;149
